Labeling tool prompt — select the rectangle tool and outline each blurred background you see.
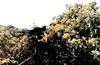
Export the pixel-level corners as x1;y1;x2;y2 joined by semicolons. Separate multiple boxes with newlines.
0;0;99;29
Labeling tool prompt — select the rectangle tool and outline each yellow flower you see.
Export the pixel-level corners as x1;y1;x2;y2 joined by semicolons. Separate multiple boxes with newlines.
40;33;48;42
0;58;10;64
91;50;100;56
54;24;64;32
62;33;71;39
91;50;100;59
69;38;81;43
88;38;97;45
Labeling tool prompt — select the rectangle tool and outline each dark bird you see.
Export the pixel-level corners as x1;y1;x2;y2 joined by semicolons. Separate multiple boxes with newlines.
28;26;46;39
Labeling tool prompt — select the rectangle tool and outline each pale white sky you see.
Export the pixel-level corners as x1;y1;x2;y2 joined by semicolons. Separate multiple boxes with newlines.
0;0;99;29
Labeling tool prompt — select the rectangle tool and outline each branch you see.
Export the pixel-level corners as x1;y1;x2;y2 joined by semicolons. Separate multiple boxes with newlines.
18;56;32;65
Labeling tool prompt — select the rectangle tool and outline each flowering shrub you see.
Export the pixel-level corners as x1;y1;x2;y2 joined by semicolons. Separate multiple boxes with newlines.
0;1;100;65
0;25;28;65
17;1;100;65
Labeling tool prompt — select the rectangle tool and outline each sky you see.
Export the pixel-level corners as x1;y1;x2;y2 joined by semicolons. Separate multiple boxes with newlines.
0;0;99;29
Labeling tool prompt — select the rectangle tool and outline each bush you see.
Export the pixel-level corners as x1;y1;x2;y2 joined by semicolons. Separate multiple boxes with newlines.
0;1;100;65
17;1;100;65
0;25;28;65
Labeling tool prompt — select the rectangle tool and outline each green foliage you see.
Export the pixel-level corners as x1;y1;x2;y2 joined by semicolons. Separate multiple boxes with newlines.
0;25;28;65
49;1;100;38
18;1;100;65
0;1;100;65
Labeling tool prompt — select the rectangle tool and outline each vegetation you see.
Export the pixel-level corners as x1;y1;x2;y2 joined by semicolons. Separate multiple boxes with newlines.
0;1;100;65
0;25;28;65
